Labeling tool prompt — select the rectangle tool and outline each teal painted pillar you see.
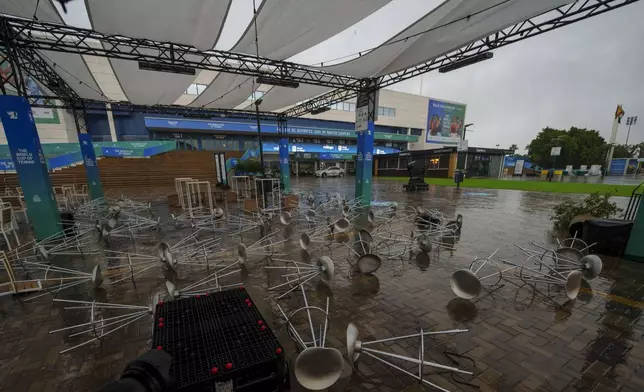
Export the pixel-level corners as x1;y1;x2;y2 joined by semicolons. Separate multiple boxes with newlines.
78;133;104;200
355;121;374;204
73;108;104;200
625;196;644;262
0;95;61;240
354;79;379;207
277;118;291;193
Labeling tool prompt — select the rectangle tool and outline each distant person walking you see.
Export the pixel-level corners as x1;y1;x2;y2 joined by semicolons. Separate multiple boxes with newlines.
547;168;554;182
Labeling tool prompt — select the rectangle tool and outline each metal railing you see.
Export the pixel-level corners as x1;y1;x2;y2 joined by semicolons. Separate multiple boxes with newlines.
624;181;644;220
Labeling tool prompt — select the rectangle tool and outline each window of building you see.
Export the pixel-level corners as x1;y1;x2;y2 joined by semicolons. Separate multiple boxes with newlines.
410;128;422;136
243;140;258;150
399;158;410;168
378;158;399;169
329;102;396;116
202;137;215;151
185;83;207;95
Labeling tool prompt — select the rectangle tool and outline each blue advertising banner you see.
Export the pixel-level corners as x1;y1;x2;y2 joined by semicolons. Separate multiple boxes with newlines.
503;156;517;168
0;159;15;171
79;133;104;200
426;98;467;145
319;153;353;160
279;138;290;192
101;147;137;157
47;151;82;170
261;142;398;155
0;96;61;239
144;117;418;142
226;158;239;172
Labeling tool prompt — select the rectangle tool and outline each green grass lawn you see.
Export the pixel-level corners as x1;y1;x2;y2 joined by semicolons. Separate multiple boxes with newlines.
378;176;638;197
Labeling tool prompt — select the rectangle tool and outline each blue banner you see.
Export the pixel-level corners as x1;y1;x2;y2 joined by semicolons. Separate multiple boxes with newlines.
79;133;104;200
261;142;398;155
0;159;15;171
503;156;517;168
47;151;83;170
102;147;137;157
226;158;239;172
0;96;61;239
320;153;353;160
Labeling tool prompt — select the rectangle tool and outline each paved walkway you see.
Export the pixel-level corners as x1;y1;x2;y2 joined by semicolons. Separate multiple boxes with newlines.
0;178;642;392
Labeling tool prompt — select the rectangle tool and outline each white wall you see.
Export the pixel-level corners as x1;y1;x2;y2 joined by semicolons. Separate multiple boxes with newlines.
0;107;79;145
301;89;430;130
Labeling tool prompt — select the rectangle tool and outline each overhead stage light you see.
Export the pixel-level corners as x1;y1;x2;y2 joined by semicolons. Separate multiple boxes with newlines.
138;61;196;75
438;52;493;74
256;76;299;89
310;106;331;115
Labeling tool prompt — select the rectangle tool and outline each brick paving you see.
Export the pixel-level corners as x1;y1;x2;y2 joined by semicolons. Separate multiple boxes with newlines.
0;178;642;391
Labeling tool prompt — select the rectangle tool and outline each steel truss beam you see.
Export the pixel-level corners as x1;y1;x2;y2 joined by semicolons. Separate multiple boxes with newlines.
1;44;281;121
0;0;638;120
282;0;640;118
0;16;360;91
26;95;280;121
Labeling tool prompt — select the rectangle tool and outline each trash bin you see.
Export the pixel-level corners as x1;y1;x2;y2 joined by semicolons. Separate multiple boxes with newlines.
583;219;633;257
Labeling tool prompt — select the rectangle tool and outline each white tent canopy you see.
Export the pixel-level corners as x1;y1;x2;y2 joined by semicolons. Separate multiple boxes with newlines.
258;0;571;111
0;0;577;112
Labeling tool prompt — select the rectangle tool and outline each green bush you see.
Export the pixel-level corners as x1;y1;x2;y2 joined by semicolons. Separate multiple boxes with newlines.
235;159;262;174
551;192;623;232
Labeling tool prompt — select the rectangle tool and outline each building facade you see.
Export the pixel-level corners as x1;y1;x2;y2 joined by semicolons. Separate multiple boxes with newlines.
0;89;432;174
1;89;503;176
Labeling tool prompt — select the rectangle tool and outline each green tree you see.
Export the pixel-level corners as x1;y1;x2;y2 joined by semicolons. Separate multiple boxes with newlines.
526;127;608;168
612;142;644;158
509;144;519;152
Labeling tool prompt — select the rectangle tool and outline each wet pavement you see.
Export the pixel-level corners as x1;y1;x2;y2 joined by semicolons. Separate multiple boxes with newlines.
1;177;643;392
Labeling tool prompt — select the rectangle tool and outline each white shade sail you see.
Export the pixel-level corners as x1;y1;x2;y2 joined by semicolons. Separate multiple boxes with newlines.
258;0;572;111
191;0;391;109
1;0;587;114
0;0;61;23
86;0;232;105
39;50;106;101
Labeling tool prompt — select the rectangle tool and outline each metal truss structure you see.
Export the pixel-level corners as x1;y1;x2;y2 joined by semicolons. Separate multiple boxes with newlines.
0;16;359;91
0;0;639;120
283;0;640;117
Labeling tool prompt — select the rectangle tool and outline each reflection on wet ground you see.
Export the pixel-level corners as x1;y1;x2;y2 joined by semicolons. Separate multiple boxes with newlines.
0;177;643;392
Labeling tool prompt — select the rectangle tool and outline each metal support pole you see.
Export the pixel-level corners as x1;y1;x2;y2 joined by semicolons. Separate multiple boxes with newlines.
277;116;290;193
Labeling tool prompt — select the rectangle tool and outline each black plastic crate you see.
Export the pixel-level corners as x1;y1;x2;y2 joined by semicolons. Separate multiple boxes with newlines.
152;287;288;391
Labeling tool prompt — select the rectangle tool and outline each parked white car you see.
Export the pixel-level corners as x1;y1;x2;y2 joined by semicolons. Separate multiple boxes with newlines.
315;166;345;178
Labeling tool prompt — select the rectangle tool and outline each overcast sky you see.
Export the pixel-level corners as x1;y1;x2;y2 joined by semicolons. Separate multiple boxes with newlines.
389;1;644;153
56;0;644;153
